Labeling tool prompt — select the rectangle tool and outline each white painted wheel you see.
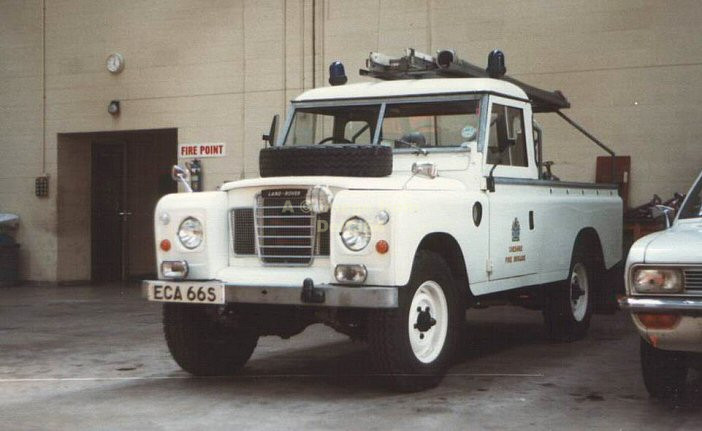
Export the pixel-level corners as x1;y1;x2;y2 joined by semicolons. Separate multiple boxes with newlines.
570;262;589;322
408;280;449;364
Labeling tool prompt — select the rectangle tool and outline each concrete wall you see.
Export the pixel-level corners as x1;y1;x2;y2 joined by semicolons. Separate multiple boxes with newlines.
1;0;701;282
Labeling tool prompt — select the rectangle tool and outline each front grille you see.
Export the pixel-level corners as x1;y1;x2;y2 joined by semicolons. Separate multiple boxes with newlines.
231;208;255;255
684;270;702;294
254;188;326;266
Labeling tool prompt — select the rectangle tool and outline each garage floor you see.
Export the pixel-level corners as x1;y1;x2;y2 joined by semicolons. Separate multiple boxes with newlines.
1;284;701;430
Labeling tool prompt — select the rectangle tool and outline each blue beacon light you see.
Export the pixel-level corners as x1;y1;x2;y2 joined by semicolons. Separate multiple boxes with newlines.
328;61;348;86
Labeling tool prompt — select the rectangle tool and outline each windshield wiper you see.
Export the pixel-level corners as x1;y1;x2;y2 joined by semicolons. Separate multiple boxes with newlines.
394;139;428;155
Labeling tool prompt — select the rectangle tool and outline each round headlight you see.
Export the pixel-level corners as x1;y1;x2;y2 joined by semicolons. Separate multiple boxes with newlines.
306;185;333;213
341;217;371;251
177;217;203;249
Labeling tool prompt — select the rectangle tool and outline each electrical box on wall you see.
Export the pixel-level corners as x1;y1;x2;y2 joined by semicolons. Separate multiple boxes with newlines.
35;175;49;197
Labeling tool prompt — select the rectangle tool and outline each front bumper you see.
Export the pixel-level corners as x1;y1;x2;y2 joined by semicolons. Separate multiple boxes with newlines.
142;280;398;309
619;296;702;353
618;296;702;315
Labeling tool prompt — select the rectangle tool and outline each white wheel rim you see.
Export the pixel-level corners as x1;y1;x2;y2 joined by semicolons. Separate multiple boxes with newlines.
408;280;449;364
570;262;589;322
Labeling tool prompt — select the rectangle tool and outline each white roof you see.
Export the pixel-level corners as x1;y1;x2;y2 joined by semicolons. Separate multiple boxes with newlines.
293;78;528;102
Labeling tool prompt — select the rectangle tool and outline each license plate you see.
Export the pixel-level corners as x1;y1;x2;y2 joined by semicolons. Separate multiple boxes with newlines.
147;281;225;304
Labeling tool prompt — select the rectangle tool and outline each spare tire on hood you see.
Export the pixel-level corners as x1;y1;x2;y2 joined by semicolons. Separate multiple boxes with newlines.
259;144;393;178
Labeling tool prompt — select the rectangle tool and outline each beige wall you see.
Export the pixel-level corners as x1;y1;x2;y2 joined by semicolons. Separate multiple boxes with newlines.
1;0;701;282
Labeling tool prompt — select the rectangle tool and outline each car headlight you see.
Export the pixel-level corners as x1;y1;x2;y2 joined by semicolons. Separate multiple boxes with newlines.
177;217;203;249
632;268;683;293
341;217;371;251
306;185;334;213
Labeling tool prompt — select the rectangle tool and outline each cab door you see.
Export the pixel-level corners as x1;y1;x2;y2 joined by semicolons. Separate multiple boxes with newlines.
483;96;542;281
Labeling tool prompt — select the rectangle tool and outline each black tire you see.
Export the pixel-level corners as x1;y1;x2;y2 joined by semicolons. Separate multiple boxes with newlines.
543;241;598;342
367;250;464;392
640;337;688;398
259;144;393;178
163;303;258;376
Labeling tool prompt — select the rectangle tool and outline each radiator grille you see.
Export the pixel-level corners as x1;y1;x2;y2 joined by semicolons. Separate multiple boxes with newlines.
684;270;702;294
254;189;318;265
231;208;255;255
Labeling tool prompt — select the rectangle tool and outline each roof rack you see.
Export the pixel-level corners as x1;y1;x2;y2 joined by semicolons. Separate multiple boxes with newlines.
358;48;616;179
359;48;570;114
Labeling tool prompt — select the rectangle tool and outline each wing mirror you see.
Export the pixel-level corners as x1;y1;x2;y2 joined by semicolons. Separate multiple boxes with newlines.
171;165;193;193
651;204;675;229
262;114;279;147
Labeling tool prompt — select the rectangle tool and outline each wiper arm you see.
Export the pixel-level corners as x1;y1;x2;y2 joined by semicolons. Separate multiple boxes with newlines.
395;139;428;155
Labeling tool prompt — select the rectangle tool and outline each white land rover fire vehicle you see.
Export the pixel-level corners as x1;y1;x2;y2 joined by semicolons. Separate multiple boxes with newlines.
143;49;623;391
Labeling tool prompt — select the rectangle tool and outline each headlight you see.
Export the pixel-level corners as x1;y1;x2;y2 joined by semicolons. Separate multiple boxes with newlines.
177;217;203;249
306;185;334;213
341;217;371;251
632;268;683;293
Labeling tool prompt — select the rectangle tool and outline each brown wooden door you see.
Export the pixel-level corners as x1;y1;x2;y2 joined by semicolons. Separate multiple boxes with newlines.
92;142;128;282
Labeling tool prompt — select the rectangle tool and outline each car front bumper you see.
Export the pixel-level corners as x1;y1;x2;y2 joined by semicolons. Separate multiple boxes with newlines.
142;279;398;309
619;296;702;352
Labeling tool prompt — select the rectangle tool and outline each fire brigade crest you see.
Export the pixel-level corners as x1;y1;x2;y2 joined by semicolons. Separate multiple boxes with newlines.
511;217;521;242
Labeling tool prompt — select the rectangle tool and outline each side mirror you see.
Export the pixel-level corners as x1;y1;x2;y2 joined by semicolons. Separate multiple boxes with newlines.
171;165;193;193
651;205;675;229
262;114;279;147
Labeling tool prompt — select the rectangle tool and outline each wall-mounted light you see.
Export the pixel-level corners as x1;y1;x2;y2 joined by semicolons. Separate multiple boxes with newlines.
108;100;120;116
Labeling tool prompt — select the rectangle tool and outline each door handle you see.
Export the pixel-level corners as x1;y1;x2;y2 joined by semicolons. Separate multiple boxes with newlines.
118;211;133;217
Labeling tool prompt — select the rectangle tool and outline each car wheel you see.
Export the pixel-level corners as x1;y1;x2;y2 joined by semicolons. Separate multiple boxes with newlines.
640;337;688;398
543;242;596;342
367;250;464;392
163;303;259;376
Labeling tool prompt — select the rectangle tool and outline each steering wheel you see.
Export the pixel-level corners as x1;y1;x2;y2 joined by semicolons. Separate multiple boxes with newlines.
316;137;352;145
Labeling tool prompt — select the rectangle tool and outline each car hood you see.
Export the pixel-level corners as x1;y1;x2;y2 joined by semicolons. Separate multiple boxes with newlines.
220;173;466;192
644;219;702;263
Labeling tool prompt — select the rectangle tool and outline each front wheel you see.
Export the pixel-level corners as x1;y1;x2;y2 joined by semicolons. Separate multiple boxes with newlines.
640;337;688;398
163;303;259;376
367;251;464;392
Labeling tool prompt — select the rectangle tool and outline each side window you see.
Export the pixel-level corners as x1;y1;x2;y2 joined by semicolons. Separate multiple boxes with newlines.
486;104;528;167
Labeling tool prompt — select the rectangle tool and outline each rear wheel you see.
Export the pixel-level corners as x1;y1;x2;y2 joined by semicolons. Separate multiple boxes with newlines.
367;251;464;392
163;303;259;376
543;243;596;342
640;337;688;398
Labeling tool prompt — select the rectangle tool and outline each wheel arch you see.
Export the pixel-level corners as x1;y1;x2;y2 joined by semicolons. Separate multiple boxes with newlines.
573;227;605;270
414;232;472;298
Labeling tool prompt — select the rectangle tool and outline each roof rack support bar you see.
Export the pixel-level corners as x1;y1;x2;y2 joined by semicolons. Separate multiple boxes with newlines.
556;110;616;181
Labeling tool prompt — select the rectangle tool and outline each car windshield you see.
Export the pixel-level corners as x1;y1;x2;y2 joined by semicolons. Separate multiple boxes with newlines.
283;98;482;149
283;105;381;146
679;175;702;219
380;99;481;149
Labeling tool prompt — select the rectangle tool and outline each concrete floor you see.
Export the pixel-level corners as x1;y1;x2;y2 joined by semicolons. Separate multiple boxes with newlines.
1;284;701;430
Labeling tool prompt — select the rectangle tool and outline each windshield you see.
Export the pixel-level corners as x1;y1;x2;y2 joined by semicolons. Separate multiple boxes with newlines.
283;98;481;149
380;99;481;149
283;105;380;146
679;175;702;219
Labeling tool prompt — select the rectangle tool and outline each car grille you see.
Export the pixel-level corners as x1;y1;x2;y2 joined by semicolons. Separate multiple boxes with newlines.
684;269;702;294
231;208;256;255
231;188;329;266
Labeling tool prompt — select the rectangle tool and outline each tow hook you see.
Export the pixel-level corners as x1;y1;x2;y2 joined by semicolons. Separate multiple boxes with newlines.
301;278;325;304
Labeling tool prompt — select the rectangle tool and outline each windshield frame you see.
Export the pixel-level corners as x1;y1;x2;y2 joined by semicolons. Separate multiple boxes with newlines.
280;94;488;154
676;171;702;222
